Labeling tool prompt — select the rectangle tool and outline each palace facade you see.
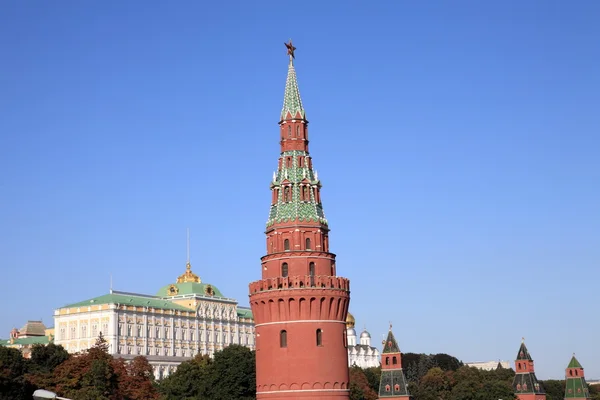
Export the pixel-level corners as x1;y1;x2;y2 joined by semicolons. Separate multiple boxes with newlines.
53;262;254;379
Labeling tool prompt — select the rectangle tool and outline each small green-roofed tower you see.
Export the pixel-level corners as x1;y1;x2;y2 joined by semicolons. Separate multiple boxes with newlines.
512;338;546;400
564;355;591;400
378;324;410;399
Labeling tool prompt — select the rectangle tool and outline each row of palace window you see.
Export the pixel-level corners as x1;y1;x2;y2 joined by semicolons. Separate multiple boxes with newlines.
62;324;108;340
282;125;307;139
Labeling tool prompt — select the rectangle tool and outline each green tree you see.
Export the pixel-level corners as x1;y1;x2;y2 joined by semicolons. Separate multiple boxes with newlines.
53;333;120;400
26;343;71;391
349;366;378;400
159;354;213;399
206;344;256;400
542;380;565;400
362;366;381;394
0;346;34;400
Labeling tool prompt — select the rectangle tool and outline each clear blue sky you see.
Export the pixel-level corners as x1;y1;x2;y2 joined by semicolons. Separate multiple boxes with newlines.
1;1;598;380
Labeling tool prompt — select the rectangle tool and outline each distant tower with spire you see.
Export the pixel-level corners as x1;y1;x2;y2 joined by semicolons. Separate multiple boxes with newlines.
248;41;351;399
377;325;410;399
512;339;546;400
563;355;591;400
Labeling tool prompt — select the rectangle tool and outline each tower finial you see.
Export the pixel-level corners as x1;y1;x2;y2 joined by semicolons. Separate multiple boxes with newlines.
285;39;296;64
522;336;525;343
389;321;393;331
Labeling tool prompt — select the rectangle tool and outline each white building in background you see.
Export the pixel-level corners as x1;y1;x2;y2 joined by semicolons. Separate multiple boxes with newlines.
466;360;510;371
53;261;254;379
346;313;380;368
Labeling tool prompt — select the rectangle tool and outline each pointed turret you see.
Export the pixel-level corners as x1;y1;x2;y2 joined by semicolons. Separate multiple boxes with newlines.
564;355;590;399
378;326;410;399
512;339;546;400
280;59;306;122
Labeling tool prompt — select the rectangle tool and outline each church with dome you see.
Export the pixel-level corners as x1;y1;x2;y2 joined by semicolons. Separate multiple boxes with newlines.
346;312;381;368
53;260;255;379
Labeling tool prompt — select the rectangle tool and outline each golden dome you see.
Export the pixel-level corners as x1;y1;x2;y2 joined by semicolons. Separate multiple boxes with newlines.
346;312;356;329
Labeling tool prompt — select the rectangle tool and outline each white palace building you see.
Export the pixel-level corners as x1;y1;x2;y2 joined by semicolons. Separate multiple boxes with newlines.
53;261;255;379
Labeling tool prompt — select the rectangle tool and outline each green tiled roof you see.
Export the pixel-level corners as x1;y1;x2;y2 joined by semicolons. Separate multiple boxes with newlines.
513;372;545;394
237;308;253;319
280;61;305;121
0;336;50;346
61;293;190;312
565;377;590;398
516;342;533;361
267;150;327;227
156;282;224;298
568;356;583;369
382;329;400;354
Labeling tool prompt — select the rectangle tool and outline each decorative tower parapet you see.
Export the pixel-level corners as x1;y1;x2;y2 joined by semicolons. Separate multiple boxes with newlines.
512;339;546;400
249;41;351;400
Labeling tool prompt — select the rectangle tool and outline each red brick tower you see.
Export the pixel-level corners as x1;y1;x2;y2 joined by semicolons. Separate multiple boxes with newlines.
249;41;351;399
564;355;591;400
512;339;546;400
377;325;410;399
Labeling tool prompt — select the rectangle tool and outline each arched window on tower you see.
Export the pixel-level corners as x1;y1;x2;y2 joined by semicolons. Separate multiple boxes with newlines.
284;239;290;251
287;126;291;138
284;186;291;202
306;238;311;250
281;263;288;277
316;329;323;346
393;356;398;365
385;357;390;366
309;262;315;286
280;330;287;347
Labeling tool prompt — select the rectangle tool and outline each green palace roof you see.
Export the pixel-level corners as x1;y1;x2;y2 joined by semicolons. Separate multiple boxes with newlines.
0;336;51;346
156;282;224;298
61;292;190;312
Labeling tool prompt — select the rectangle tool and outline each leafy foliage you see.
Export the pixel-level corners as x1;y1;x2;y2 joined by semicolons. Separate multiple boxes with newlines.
349;366;378;400
0;346;34;400
158;344;256;400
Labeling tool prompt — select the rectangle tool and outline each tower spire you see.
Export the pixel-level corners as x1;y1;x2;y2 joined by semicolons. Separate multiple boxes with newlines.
281;40;305;122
